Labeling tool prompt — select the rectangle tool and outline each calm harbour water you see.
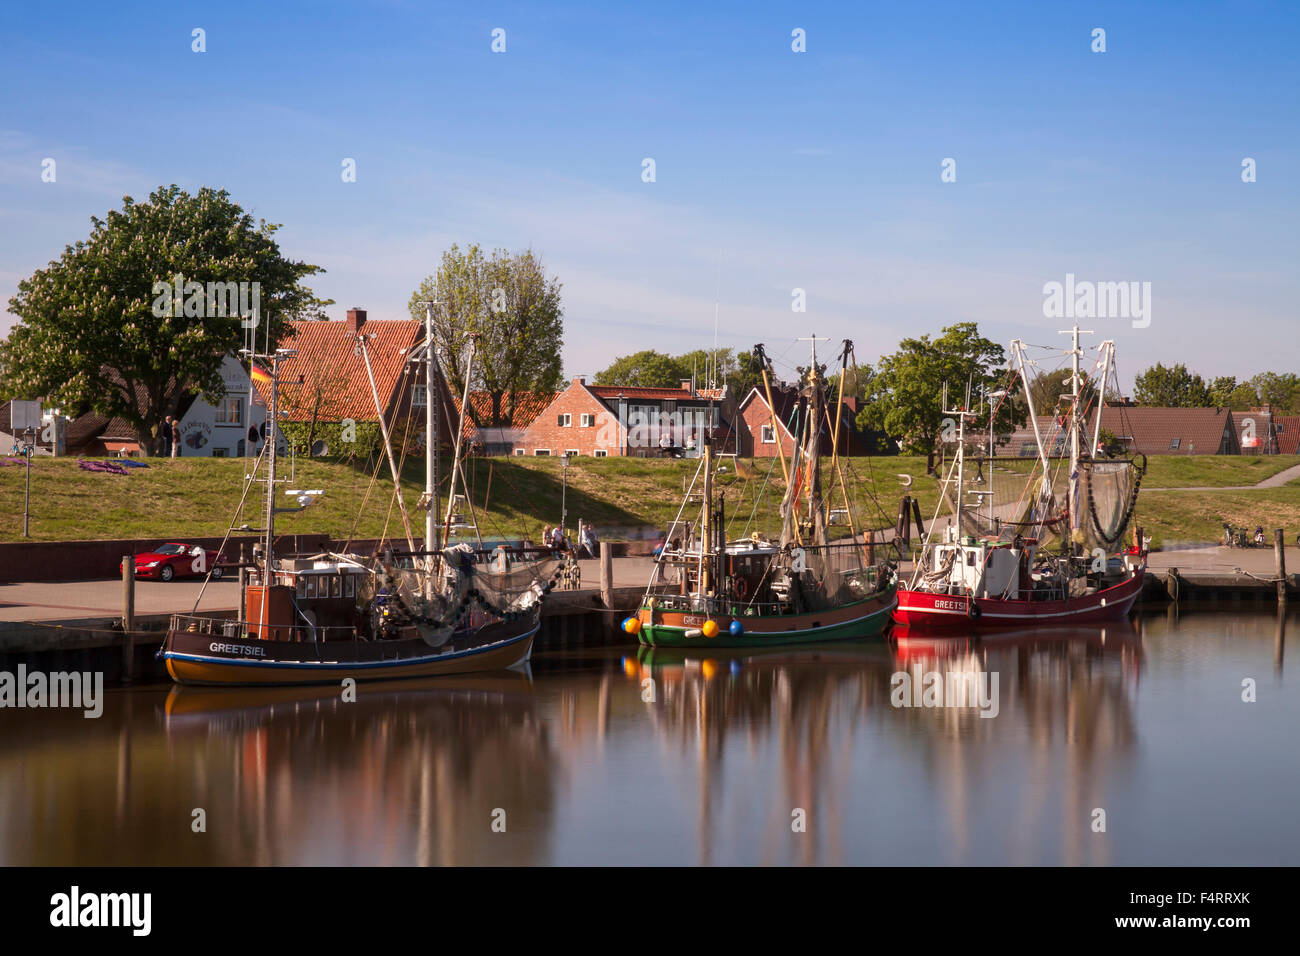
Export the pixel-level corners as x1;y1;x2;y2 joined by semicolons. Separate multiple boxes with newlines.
2;607;1297;865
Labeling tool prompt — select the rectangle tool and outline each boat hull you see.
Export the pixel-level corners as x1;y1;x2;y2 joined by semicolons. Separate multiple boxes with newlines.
892;568;1144;631
636;585;897;648
163;615;538;686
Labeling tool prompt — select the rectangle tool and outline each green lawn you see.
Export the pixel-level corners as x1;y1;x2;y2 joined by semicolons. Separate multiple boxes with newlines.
1140;454;1300;488
3;452;1298;546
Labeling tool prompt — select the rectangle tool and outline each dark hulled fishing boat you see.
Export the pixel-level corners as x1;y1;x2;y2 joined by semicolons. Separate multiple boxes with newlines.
162;311;557;686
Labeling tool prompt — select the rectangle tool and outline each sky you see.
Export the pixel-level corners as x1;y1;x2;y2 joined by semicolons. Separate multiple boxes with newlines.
1;0;1296;390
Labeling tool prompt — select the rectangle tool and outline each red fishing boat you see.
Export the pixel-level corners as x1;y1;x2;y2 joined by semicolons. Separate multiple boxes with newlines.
893;326;1147;631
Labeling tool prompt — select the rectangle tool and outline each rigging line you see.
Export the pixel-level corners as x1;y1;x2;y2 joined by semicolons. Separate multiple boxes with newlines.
187;436;272;619
641;455;706;607
739;453;781;540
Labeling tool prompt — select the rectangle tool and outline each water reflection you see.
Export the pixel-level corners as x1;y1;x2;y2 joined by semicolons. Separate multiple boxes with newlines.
1;673;554;865
1;609;1296;865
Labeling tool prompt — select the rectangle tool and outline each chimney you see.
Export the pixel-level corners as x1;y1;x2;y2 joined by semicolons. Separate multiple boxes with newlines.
346;307;367;334
680;379;693;394
572;376;585;386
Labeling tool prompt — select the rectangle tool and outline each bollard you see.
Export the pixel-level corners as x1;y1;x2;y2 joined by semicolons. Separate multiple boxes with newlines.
1276;529;1288;607
600;541;613;609
121;556;135;682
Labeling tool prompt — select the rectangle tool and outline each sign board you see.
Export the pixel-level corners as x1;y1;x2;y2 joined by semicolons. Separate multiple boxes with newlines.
10;400;41;432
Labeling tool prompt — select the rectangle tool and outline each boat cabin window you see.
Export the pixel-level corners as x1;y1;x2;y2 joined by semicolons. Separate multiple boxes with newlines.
330;574;342;598
344;575;356;598
296;575;306;598
305;576;318;599
966;551;977;566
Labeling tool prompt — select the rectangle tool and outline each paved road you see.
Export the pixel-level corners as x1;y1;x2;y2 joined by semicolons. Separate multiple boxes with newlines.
0;577;239;623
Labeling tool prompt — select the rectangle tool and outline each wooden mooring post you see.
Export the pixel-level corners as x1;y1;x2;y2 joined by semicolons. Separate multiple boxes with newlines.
1275;528;1288;608
120;555;135;682
599;541;614;609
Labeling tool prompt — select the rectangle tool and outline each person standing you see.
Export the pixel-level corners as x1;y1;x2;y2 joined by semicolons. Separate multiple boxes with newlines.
171;416;181;457
161;416;173;457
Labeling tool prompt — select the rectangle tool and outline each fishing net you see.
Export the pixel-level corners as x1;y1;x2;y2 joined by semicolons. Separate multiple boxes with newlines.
346;546;562;646
1078;458;1143;550
786;541;882;611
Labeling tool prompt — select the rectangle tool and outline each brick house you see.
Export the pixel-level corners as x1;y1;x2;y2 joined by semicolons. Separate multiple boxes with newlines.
736;385;869;457
277;308;458;456
515;377;736;457
452;390;560;455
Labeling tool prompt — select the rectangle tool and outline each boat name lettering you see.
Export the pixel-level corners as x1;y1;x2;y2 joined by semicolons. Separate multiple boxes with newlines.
682;615;704;626
935;600;964;611
208;642;266;657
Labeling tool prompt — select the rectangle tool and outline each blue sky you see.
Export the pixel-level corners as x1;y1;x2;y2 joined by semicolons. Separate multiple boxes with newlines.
1;0;1296;388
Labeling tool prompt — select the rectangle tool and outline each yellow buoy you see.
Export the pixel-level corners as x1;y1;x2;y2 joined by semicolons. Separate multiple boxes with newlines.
702;620;719;638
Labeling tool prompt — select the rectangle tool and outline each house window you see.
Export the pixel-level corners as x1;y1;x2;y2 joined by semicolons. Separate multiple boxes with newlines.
514;448;525;456
214;396;242;425
413;385;427;408
761;424;776;444
534;449;551;456
565;449;580;457
1169;437;1181;450
558;413;571;427
580;413;595;427
212;447;227;458
594;449;607;457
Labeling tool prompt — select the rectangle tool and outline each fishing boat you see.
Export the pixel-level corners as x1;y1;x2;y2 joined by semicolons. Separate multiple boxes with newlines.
630;337;898;648
161;311;559;686
893;326;1147;631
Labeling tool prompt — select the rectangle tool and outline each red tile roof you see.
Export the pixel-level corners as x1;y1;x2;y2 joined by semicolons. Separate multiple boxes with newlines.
453;390;561;431
1274;415;1300;455
1002;407;1238;456
277;319;421;422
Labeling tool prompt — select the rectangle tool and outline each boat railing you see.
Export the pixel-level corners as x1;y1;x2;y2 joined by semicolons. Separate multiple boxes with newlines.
169;613;358;643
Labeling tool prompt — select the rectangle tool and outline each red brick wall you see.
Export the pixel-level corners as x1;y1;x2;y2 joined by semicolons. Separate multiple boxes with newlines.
740;398;795;457
517;382;621;457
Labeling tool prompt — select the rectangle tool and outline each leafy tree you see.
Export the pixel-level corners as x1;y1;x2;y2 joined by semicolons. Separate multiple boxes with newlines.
1206;376;1239;408
409;245;564;428
596;346;763;398
1226;382;1261;410
1249;371;1300;415
0;186;328;454
1027;367;1098;415
857;322;1023;474
594;350;687;389
1133;363;1210;407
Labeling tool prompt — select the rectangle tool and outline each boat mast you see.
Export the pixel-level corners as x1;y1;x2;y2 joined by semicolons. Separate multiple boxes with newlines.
263;351;279;571
1091;340;1114;457
425;301;438;559
796;335;829;543
1060;323;1093;538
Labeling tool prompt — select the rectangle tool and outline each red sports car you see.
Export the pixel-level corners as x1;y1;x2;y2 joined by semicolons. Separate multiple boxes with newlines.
134;543;225;582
